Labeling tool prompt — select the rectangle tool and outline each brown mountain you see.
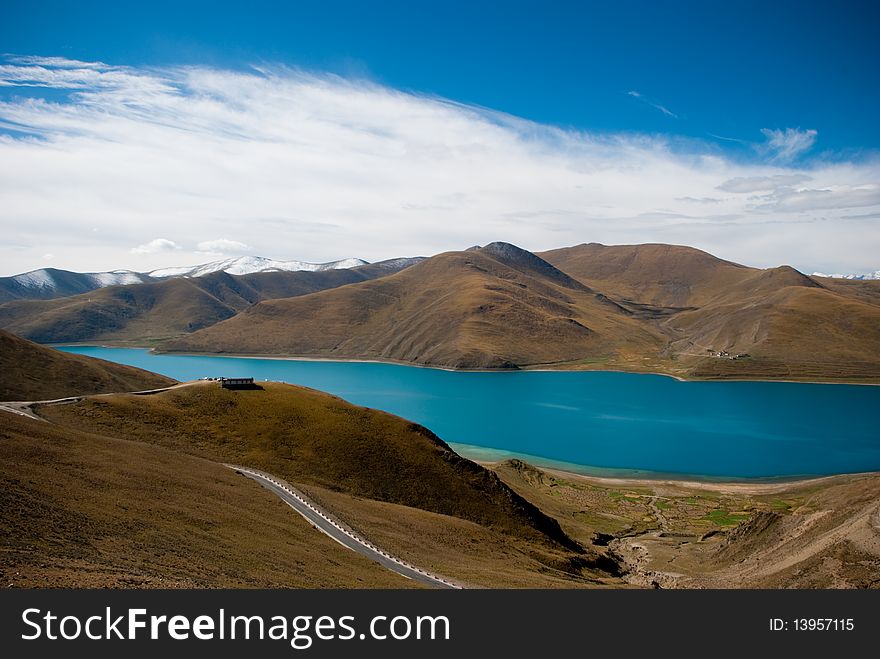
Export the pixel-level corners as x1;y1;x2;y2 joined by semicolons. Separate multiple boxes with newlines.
666;269;880;381
0;329;175;401
164;242;665;368
540;243;880;382
5;241;878;382
0;259;421;344
165;241;880;381
538;242;755;308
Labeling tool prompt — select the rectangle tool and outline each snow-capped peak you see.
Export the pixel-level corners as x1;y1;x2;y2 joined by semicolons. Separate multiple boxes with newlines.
2;256;376;300
148;255;369;279
13;268;56;289
89;270;148;286
812;270;880;281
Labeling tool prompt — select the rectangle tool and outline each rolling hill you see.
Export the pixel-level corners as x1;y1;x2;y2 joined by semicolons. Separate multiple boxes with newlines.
164;242;665;368
4;240;879;382
165;240;880;381
0;258;422;344
0;409;413;588
0;329;175;401
537;242;755;308
538;243;880;381
42;381;580;551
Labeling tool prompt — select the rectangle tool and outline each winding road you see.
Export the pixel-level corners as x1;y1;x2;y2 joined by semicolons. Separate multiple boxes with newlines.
229;465;461;589
1;384;462;589
0;382;197;420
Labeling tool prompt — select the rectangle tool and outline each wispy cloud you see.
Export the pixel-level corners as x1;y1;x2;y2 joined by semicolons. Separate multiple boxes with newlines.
196;239;251;255
751;185;880;213
717;174;813;193
708;132;749;145
675;196;725;204
759;127;818;162
0;57;877;275
131;238;182;254
627;90;678;118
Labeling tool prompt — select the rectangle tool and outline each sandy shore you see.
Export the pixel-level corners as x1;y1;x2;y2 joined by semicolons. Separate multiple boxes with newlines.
478;459;879;495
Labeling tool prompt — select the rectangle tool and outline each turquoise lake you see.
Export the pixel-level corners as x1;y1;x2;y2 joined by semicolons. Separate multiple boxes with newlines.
57;346;880;481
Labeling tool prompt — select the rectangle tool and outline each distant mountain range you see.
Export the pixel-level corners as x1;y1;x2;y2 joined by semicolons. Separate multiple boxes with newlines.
811;270;880;281
148;255;369;279
0;258;424;343
165;241;880;381
0;255;386;303
2;242;879;382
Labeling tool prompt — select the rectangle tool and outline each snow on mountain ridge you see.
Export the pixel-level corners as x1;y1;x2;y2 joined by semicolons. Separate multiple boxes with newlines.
148;255;369;278
6;257;371;295
13;269;56;289
368;257;426;270
13;268;148;291
812;270;880;281
90;271;148;286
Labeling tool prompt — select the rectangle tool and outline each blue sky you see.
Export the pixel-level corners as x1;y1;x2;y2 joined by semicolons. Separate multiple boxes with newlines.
0;0;878;275
4;0;878;152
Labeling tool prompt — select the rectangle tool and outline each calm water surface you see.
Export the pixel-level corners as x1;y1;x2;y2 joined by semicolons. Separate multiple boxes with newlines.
57;346;880;480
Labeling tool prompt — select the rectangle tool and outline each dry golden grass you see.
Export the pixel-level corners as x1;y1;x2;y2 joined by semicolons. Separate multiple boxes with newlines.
165;241;880;382
4;378;875;588
300;484;624;588
541;243;880;383
667;274;880;382
10;382;633;588
538;242;754;308
0;410;415;588
41;382;579;550
0;330;175;401
166;245;664;369
5;241;879;384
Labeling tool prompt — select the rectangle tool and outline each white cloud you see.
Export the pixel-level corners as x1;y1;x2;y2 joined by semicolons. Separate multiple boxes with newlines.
759;127;818;162
627;90;678;118
0;57;877;276
752;185;880;213
131;238;182;254
717;174;813;193
675;196;724;204
196;239;251;254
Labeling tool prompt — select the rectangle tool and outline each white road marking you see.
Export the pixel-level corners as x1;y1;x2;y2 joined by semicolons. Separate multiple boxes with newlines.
227;464;462;589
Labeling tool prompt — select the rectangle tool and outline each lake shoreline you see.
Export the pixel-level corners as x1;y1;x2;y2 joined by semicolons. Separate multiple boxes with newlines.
448;441;880;490
480;459;879;494
49;343;880;386
53;345;880;483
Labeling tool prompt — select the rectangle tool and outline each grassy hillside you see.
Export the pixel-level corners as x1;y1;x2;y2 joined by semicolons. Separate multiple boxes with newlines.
0;330;175;401
42;382;581;551
165;243;664;369
0;409;414;588
540;243;880;382
666;270;880;381
0;276;248;344
5;241;878;382
538;242;754;308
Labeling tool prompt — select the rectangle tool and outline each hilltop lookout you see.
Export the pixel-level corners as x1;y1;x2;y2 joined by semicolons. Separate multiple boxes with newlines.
219;377;255;389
